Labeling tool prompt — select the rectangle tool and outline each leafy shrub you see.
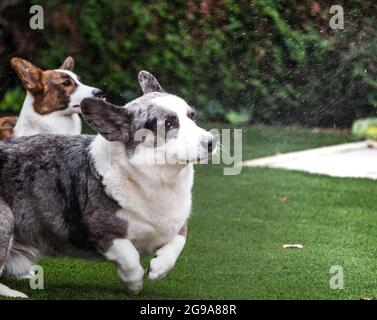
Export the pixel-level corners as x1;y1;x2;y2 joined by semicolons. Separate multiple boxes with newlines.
1;0;376;127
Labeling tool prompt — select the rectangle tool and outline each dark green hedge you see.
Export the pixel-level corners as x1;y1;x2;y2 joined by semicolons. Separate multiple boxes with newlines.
2;0;377;127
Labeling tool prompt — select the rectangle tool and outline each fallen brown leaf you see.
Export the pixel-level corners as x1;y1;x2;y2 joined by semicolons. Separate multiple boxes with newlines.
283;244;304;249
275;196;289;203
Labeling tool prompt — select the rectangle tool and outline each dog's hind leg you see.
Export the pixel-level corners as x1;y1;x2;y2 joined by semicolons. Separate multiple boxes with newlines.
0;196;27;298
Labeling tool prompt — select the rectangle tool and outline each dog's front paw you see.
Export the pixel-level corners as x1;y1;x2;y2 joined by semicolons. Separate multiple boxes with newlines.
118;266;144;295
125;279;144;295
148;255;175;281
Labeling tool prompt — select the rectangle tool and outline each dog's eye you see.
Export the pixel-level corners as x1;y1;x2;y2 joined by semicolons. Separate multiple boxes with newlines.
62;80;71;87
165;121;173;130
165;115;178;131
187;111;196;121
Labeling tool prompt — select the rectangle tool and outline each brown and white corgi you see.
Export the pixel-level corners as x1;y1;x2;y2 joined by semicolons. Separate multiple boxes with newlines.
0;57;104;138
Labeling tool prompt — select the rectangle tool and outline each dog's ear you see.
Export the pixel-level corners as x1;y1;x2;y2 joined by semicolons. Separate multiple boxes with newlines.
138;70;164;94
60;56;75;71
11;58;43;93
81;98;131;142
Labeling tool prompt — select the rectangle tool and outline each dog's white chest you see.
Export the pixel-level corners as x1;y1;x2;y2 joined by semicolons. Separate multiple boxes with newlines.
97;163;194;255
14;92;82;136
15;108;81;136
116;181;192;254
90;136;195;255
45;113;81;135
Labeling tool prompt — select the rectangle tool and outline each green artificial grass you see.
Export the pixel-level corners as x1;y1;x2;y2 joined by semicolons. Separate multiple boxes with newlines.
3;124;377;300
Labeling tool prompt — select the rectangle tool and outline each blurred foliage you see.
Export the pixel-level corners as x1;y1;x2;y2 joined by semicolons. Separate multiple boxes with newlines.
0;87;25;113
1;0;377;127
352;118;377;139
225;110;250;125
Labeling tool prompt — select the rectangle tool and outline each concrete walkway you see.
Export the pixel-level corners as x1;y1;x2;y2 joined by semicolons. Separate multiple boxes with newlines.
243;140;377;179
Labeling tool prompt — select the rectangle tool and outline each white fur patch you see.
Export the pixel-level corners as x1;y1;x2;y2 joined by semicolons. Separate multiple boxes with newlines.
0;283;27;298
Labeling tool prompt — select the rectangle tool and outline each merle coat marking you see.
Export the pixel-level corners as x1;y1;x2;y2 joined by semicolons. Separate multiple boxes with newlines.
0;70;215;298
0;135;125;258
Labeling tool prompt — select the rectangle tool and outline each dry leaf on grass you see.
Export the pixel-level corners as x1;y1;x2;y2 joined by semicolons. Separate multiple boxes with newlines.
282;244;304;249
275;196;289;203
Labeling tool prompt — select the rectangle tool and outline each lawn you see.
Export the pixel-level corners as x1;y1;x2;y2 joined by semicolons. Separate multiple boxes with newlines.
3;124;377;300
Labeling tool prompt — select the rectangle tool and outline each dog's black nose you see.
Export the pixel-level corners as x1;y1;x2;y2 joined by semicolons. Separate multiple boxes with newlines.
201;137;215;153
92;89;105;98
